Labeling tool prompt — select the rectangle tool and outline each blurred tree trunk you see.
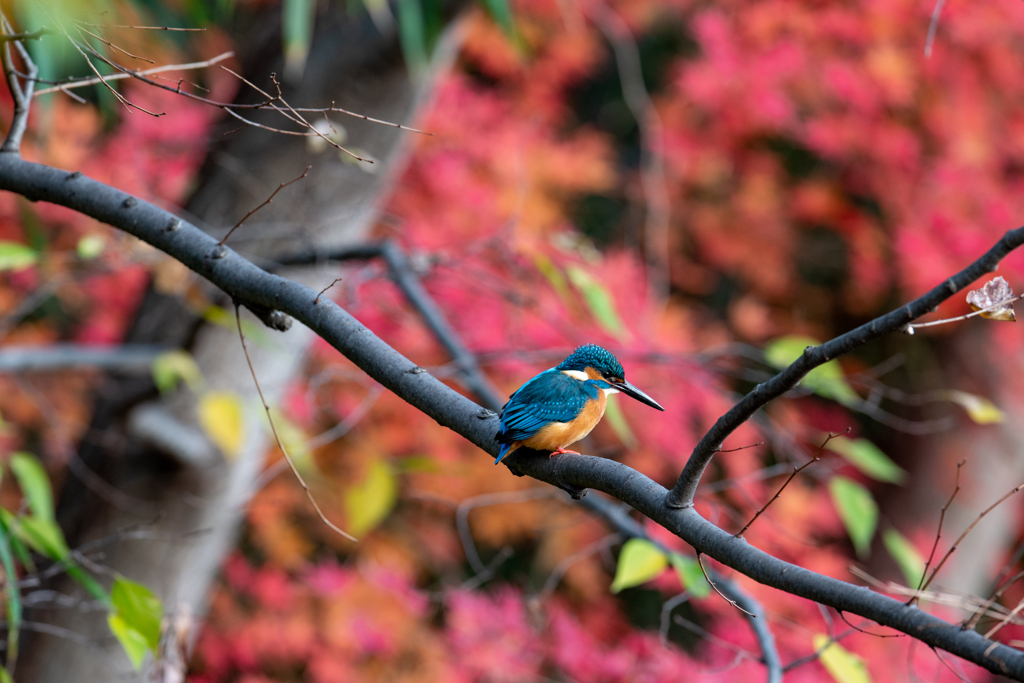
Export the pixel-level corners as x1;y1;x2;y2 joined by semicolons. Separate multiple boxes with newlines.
18;6;464;681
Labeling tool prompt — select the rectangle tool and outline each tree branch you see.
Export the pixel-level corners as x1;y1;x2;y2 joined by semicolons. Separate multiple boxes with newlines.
2;156;1024;677
0;343;168;372
665;231;1024;509
0;14;37;153
275;240;504;410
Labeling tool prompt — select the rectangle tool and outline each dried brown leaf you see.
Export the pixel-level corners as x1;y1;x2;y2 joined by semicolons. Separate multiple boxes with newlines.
966;276;1017;321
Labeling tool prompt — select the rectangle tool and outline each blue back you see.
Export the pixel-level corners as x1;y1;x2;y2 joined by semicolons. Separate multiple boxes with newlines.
494;368;599;463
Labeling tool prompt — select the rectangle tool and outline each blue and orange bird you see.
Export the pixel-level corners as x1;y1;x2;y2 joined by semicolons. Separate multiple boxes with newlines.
494;344;665;464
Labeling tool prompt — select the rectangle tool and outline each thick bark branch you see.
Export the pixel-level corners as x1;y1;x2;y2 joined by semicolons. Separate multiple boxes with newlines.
2;154;1023;678
666;229;1023;509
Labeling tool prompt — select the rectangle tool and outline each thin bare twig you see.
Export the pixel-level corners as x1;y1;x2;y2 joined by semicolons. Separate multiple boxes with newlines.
219;166;310;245
0;28;50;43
78;23;205;31
734;431;845;538
836;610;902;638
294;102;432;134
72;23;155;64
255;384;382;490
932;646;975;683
221;67;372;163
697;553;755;617
33;51;234;96
234;304;357;543
314;278;343;304
0;11;37;153
912;459;966;605
920;482;1024;597
965;567;1024;631
850;566;1024;626
49;16;163;116
984;597;1024;640
716;441;765;453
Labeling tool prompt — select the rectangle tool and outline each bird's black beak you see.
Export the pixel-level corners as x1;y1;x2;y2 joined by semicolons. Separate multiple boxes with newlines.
609;379;665;411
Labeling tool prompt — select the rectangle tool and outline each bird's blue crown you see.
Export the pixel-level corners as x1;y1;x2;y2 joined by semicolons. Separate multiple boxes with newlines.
556;344;624;378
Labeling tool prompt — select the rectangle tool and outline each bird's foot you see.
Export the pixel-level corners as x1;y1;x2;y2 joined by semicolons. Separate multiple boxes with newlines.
550;447;581;457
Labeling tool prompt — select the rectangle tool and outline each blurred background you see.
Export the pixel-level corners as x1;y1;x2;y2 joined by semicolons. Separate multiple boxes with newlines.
2;0;1024;680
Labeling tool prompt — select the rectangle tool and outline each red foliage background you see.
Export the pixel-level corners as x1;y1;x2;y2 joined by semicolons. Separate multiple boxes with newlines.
4;0;1024;679
186;0;1024;679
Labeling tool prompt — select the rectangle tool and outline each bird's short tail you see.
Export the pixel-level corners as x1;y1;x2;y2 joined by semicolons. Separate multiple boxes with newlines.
494;441;518;465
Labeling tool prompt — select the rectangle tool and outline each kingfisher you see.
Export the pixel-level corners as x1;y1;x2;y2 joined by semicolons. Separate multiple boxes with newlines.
494;344;665;464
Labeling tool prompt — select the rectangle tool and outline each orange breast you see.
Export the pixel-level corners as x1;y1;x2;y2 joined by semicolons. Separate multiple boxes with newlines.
522;391;607;452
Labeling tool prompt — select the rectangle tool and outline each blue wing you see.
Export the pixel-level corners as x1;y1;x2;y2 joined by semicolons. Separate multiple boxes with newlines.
494;370;596;463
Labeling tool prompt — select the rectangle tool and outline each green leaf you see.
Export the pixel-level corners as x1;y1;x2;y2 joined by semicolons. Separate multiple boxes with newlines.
0;241;36;271
603;395;637;448
111;577;163;649
0;667;12;683
10;453;54;520
610;538;667;593
479;0;515;37
764;336;858;405
944;390;1004;424
826;437;906;484
67;565;109;604
882;528;925;588
17;516;68;559
108;613;149;671
828;477;878;559
344;459;397;536
397;0;428;74
282;0;316;80
0;509;34;572
0;523;21;670
566;265;631;341
812;634;872;683
151;350;204;394
669;553;710;598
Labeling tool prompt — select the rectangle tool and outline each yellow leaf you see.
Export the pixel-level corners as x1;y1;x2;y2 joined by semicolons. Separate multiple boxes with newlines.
344;459;397;536
198;391;244;458
610;538;667;593
945;390;1004;424
812;634;872;683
